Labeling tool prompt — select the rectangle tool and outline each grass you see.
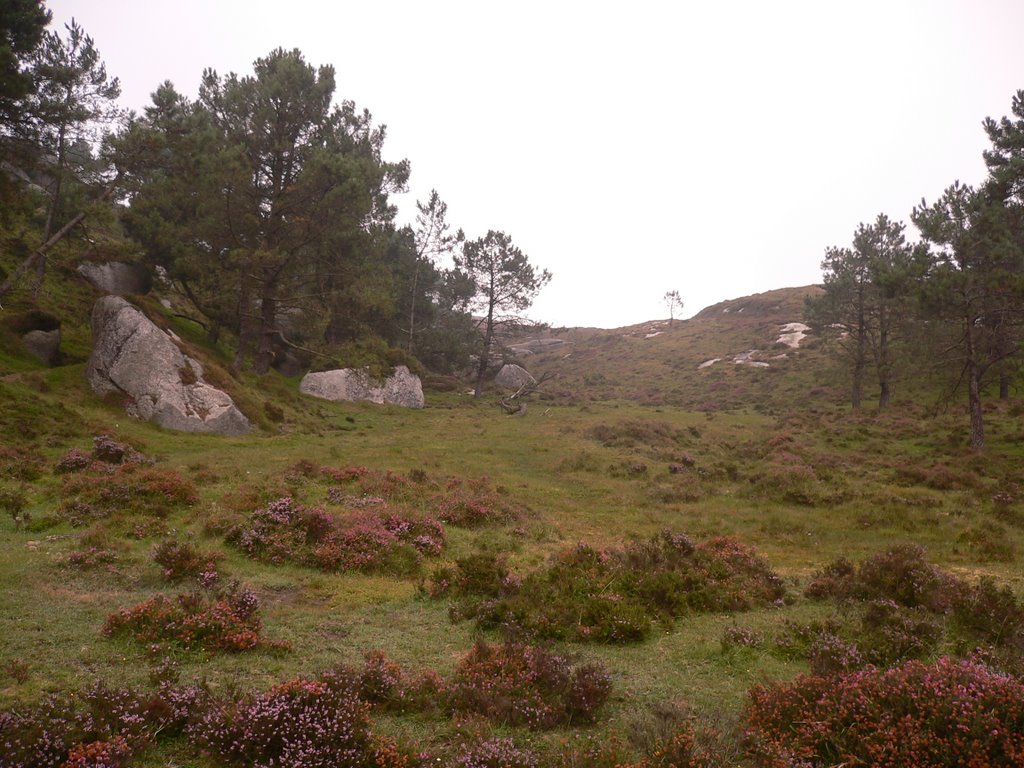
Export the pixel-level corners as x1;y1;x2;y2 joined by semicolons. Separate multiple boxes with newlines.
2;282;1024;764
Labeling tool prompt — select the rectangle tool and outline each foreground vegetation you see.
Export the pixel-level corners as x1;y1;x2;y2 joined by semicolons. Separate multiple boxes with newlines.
2;351;1024;765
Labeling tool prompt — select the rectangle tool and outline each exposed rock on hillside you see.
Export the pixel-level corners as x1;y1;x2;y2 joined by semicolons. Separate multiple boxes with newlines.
299;366;424;408
86;296;250;436
507;338;573;355
495;363;536;390
22;328;61;365
77;261;152;295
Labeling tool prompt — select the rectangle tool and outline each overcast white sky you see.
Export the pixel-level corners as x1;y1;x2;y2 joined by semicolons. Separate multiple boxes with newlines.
48;0;1024;328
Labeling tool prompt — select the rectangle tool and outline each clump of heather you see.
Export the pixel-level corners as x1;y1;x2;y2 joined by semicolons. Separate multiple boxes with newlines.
805;544;963;611
447;640;612;729
432;531;785;643
743;657;1024;767
0;682;198;768
226;496;444;575
57;463;197;524
103;581;288;654
451;737;539;768
152;538;222;583
189;672;374;768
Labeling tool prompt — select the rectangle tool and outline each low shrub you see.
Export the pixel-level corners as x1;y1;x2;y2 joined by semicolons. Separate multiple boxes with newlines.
434;476;525;527
950;577;1024;648
744;657;1024;767
0;444;46;482
447;640;612;729
805;544;963;612
58;463;197;524
151;538;221;583
64;546;119;570
451;738;539;768
189;672;375;768
103;582;288;654
227;497;444;575
958;521;1017;562
0;682;198;768
433;532;785;643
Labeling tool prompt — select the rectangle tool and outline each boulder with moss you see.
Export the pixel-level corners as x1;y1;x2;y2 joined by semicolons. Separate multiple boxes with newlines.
299;366;424;408
86;296;250;435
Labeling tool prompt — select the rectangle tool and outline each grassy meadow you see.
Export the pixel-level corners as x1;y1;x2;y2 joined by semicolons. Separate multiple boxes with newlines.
2;289;1024;766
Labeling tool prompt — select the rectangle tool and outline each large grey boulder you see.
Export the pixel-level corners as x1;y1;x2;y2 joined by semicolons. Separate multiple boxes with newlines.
22;328;61;366
77;261;152;296
494;363;535;390
299;366;424;409
86;297;250;435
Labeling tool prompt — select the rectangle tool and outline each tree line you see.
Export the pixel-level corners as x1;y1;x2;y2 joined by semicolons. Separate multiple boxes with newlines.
806;91;1024;449
0;4;550;394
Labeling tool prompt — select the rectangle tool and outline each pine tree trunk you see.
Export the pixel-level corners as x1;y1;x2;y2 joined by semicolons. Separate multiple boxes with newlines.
254;281;277;375
474;302;495;399
965;322;985;450
999;371;1010;400
878;380;891;409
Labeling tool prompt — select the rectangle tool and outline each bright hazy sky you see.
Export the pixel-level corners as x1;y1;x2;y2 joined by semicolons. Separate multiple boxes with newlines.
48;0;1024;328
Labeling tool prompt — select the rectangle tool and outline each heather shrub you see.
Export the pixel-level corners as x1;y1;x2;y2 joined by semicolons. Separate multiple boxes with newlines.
451;738;539;768
958;521;1017;562
189;672;375;768
152;538;222;583
103;582;288;654
805;544;964;612
64;546;119;570
435;476;525;527
744;657;1024;767
446;640;612;729
856;599;943;666
227;497;444;576
435;532;785;643
0;682;195;768
58;463;198;524
0;444;46;482
54;448;92;475
720;625;763;651
950;577;1024;648
621;701;729;768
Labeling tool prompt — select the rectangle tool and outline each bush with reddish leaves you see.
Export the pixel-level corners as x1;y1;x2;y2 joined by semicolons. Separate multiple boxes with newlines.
227;496;444;576
57;463;197;524
433;531;786;643
151;538;221;583
103;582;288;654
743;657;1024;768
447;640;612;729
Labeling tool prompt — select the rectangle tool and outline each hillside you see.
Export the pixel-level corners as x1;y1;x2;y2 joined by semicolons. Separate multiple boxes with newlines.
508;286;837;411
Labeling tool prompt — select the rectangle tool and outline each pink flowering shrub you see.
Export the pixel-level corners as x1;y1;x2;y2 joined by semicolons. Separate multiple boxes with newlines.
451;738;539;768
103;582;288;654
743;657;1024;768
189;673;375;768
227;497;444;576
0;682;197;768
447;640;612;729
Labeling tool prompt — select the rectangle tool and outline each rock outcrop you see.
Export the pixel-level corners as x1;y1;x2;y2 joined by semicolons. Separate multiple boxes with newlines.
494;363;536;390
22;328;61;366
299;366;424;408
77;261;152;296
86;296;250;435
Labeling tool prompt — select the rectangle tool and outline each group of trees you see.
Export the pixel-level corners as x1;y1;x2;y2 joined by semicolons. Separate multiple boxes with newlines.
1;4;550;393
808;91;1024;448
